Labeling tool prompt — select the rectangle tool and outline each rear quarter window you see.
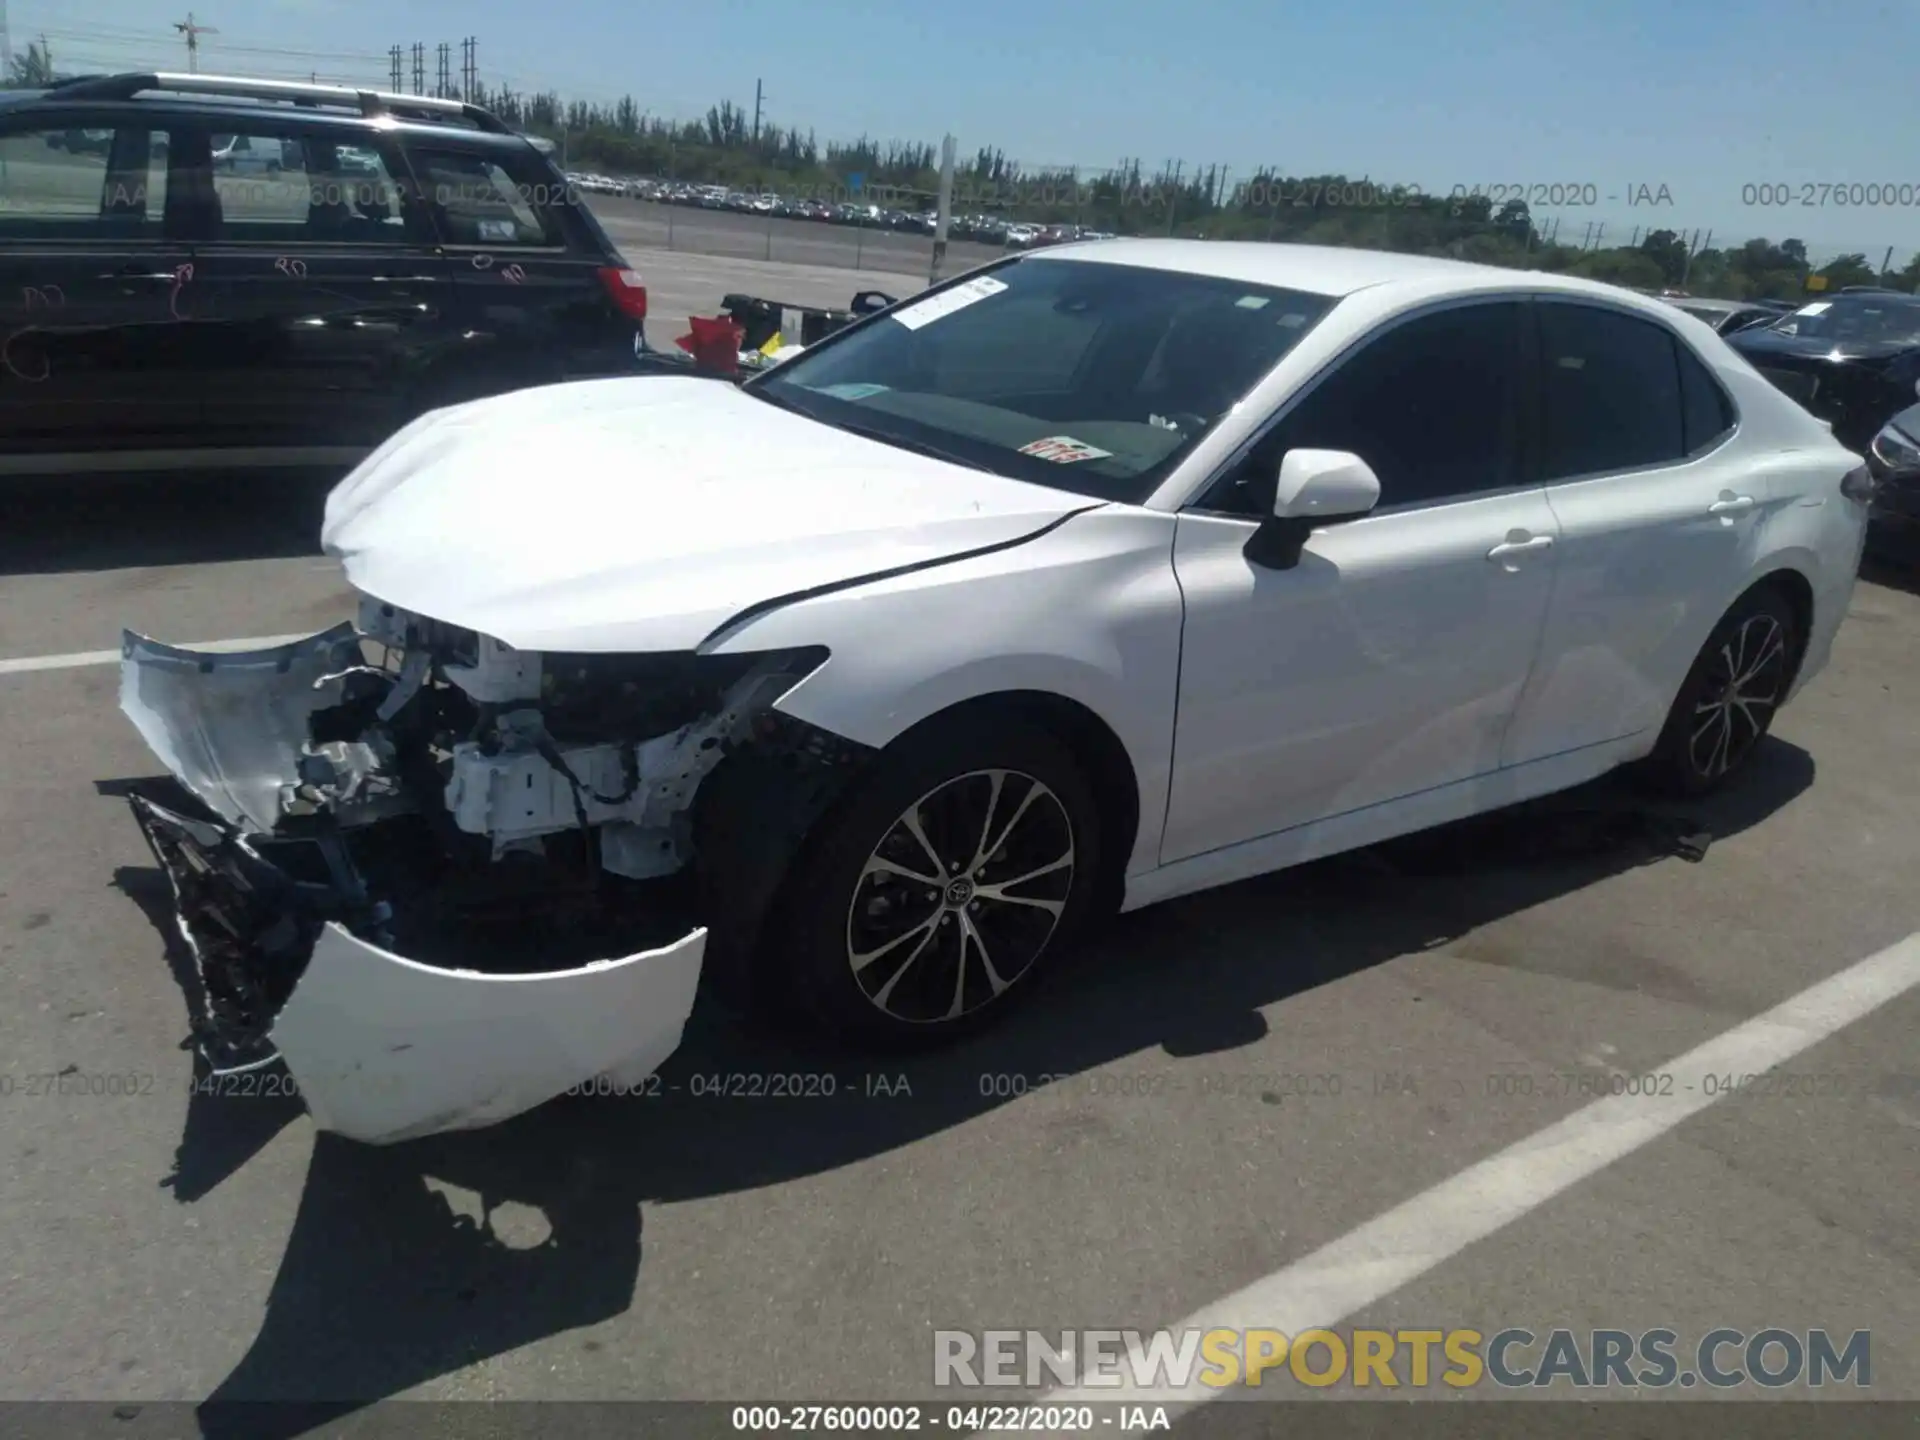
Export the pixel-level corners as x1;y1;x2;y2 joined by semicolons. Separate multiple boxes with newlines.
409;146;566;248
1676;341;1737;456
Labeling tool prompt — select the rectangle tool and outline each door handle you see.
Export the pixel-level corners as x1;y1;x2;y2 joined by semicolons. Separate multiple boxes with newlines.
1487;535;1554;563
1708;495;1756;517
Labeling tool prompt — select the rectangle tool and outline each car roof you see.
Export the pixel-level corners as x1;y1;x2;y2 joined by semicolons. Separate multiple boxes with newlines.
15;95;540;153
9;74;535;151
1022;237;1700;311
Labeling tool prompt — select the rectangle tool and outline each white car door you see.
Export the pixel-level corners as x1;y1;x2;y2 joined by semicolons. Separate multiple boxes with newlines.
1500;300;1768;767
1162;299;1561;865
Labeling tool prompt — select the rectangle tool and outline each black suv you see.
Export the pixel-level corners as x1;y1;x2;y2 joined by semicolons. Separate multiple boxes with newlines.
0;72;653;475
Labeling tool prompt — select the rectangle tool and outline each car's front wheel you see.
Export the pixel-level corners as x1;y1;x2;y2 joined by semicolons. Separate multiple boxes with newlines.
775;717;1102;1048
1641;585;1799;796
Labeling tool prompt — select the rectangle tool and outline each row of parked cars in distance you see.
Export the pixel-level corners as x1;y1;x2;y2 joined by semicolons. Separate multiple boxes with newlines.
560;170;1112;246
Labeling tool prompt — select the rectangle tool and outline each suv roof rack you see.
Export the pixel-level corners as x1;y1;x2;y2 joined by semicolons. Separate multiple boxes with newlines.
42;71;512;134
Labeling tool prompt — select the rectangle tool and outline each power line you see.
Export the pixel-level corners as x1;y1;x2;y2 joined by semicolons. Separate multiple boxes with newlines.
26;25;390;63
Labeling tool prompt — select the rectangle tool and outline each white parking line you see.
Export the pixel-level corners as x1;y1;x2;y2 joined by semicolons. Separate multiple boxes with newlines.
0;634;314;677
1023;931;1920;1415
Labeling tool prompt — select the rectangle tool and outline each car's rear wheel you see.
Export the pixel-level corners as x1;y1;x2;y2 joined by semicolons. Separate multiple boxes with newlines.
1641;585;1799;797
774;718;1101;1048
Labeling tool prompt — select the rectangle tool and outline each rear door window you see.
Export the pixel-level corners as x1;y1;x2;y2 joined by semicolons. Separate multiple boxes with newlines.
407;147;566;248
206;125;419;246
1536;303;1688;481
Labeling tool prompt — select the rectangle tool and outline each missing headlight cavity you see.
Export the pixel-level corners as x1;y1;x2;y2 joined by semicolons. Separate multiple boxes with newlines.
120;605;860;1117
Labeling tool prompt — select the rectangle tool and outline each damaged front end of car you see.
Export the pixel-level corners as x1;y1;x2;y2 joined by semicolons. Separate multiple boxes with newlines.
119;597;857;1144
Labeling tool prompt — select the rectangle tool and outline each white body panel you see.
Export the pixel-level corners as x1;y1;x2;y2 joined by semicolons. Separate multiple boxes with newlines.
1162;491;1560;865
1504;455;1773;765
1505;353;1856;766
321;376;1099;653
710;507;1185;881
272;924;706;1146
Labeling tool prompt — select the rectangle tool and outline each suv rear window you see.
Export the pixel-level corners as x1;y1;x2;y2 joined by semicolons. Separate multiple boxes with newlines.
409;147;564;247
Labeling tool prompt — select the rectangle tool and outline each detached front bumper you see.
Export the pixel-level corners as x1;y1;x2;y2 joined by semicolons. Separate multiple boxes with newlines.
120;627;708;1146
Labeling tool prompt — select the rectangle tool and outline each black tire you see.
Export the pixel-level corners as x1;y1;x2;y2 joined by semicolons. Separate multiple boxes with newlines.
1640;585;1799;798
772;715;1102;1049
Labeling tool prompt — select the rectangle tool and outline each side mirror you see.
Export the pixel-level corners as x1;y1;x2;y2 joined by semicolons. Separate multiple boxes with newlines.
1244;449;1381;569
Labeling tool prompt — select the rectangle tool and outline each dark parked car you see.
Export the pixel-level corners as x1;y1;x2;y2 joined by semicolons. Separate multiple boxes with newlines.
1661;295;1783;336
0;72;653;476
1864;401;1920;555
1727;291;1920;452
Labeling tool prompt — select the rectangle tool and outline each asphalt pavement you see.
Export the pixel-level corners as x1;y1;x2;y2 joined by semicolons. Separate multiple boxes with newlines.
0;246;1917;1433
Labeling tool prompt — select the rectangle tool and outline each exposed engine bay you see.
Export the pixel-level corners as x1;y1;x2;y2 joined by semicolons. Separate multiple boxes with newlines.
120;596;862;1144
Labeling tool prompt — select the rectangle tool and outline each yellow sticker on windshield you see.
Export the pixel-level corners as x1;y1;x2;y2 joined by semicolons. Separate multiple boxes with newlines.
1019;435;1114;464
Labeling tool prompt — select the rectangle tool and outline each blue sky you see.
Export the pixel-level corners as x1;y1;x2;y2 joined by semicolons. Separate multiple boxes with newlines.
16;0;1920;259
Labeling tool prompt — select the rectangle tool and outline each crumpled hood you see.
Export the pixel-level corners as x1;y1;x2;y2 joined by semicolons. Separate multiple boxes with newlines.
323;376;1100;652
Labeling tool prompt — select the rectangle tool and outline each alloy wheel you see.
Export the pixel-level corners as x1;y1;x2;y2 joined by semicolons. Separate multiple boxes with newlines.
844;769;1076;1024
1688;612;1789;780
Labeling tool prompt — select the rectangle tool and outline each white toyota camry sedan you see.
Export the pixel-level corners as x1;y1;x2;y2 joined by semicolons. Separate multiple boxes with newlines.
119;240;1872;1143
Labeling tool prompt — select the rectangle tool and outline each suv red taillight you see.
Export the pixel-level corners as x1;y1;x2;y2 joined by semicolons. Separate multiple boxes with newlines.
597;268;648;322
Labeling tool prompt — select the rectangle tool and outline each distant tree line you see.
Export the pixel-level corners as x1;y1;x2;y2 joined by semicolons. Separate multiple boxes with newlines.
8;50;1915;300
463;83;1920;301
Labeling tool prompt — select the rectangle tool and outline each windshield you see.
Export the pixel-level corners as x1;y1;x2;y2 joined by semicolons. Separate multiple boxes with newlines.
748;256;1338;502
1766;298;1920;346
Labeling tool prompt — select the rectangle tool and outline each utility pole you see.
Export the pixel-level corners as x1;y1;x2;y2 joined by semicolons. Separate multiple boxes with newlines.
411;41;424;95
389;44;403;92
1;0;14;80
436;41;450;98
173;12;218;73
929;134;956;283
460;36;476;103
752;78;764;143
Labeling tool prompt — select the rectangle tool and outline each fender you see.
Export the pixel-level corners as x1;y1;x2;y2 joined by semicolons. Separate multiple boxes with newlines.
704;506;1186;880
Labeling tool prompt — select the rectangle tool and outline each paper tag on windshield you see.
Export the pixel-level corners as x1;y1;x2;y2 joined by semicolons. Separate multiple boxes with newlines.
1796;301;1832;316
1019;435;1113;464
892;275;1009;330
477;218;518;243
817;382;891;400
